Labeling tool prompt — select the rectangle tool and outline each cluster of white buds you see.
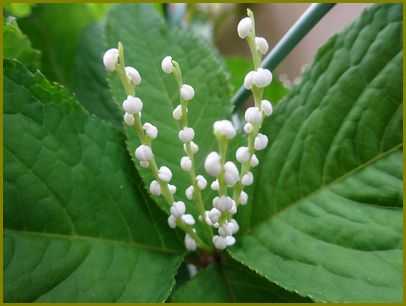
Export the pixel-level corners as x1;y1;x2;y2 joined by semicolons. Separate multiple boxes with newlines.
103;44;206;252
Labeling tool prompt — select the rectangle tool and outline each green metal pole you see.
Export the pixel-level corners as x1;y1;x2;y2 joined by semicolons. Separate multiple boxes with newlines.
232;3;336;110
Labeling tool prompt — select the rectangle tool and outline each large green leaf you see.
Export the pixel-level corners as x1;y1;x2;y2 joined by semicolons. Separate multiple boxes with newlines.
229;4;403;302
170;256;311;302
4;18;40;69
105;4;233;214
4;60;184;302
17;4;104;88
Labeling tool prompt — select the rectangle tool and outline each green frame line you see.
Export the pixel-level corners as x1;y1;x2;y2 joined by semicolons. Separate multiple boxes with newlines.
232;3;336;110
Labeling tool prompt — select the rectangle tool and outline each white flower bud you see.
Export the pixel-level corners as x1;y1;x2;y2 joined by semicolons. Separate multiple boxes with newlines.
207;208;221;224
180;156;192;171
172;105;183;121
261;99;273;116
237;17;253;39
253;68;272;88
149;180;161;196
213;120;236;139
185;185;194;200
214;196;234;212
250;154;259;167
243;71;256;90
224;161;239;186
103;48;119;72
143;122;158;139
123;113;135;126
184;234;197;251
168;215;177;228
180;84;195;101
196;175;207;190
204;152;221;177
135;145;153;161
243;123;254;134
219;221;238;237
140;161;150;168
236;146;250;163
187;142;199;154
254;133;269;151
178;127;195;143
225;235;236;246
168;184;177;194
213;235;227;250
161;56;174;74
255;37;269;55
158;166;172;182
123;96;143;114
210;180;219;191
229;219;239;234
239;191;248;205
229;201;237;214
245;107;262;125
241;171;254;186
203;211;213;226
181;214;196;225
170;201;186;218
125;66;142;86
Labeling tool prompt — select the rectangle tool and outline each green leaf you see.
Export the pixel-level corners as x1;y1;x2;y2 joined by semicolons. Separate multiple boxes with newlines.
171;256;312;302
5;3;33;17
17;4;105;88
4;59;184;302
225;57;289;104
4;18;40;69
230;4;403;302
73;22;121;126
105;4;232;214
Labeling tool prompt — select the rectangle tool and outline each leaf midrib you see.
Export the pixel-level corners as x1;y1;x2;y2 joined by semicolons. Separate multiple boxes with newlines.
5;229;181;254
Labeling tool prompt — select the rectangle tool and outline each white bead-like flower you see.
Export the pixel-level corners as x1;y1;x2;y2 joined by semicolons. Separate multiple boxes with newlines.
224;161;240;186
143;122;158;139
261;99;273;116
239;191;248;205
185;185;194;200
180;156;192;171
180;84;195;101
250;154;259;167
123;113;135;126
241;171;254;186
181;214;196;225
255;37;269;55
187;141;199;154
161;56;174;74
213;235;228;250
204;152;221;177
229;201;237;214
243;71;256;90
168;215;177;228
125;66;142;86
184;234;197;251
245;107;262;124
243;122;254;134
135;145;153;161
149;180;161;196
123;96;143;114
168;184;177;194
172;105;183;121
210;180;219;191
213;120;236;139
158;166;173;182
213;196;234;212
196;175;207;190
236;146;250;163
170;201;186;218
253;68;272;88
225;235;236;246
254;133;268;151
140;161;150;168
219;219;239;236
103;48;119;72
205;207;221;225
237;17;253;39
178;127;195;143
